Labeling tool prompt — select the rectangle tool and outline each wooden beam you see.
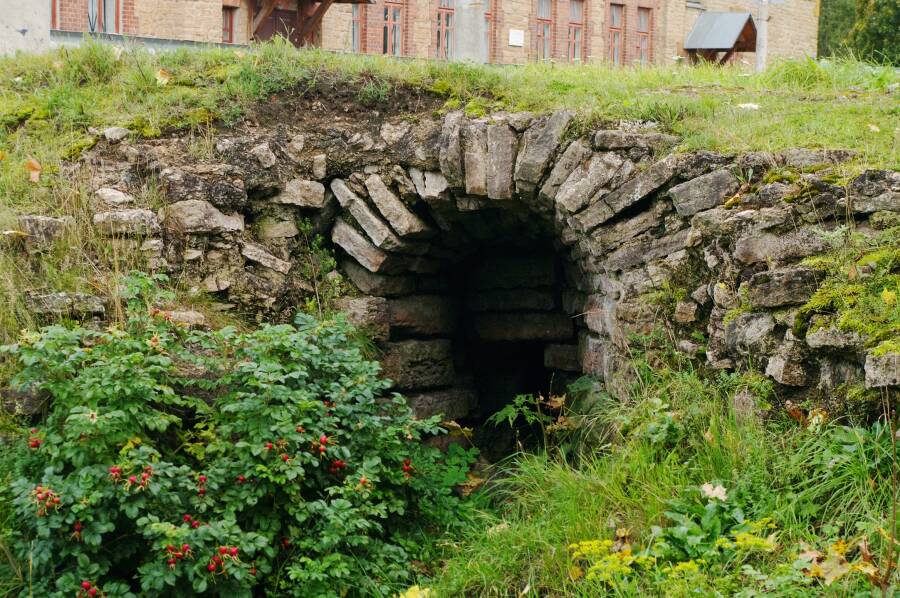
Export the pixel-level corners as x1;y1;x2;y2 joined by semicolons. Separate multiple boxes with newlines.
298;0;336;41
252;0;278;35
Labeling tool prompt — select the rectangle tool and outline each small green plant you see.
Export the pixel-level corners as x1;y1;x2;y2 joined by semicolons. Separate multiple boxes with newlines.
0;273;475;597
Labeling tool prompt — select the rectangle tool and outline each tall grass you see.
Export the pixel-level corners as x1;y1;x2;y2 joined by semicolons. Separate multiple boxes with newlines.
430;347;899;596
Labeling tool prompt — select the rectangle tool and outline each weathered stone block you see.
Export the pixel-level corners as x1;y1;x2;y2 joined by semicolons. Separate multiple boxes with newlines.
555;152;625;214
544;344;581;371
241;242;291;274
486;123;517;199
95;187;135;206
250;142;277;168
273;179;326;208
724;312;778;357
574;154;679;232
331;218;390;274
439;111;465;188
514;111;573;188
846;169;899;214
256;216;299;240
341;260;414;296
331;179;407;253
364;174;431;238
540;139;592;201
602;228;689;272
461;122;488;196
674;300;699;324
381;340;455;389
26;292;105;317
742;267;821;308
466;289;555;312
733;228;831;265
592;130;677;151
805;318;863;350
93;209;160;236
864;352;899;388
336;296;390;341
18;215;73;252
409;168;450;201
765;341;808;386
471;254;555;289
668;169;740;217
389;295;456;336
405;387;476;420
473;313;574;341
159;200;244;234
578;332;610;379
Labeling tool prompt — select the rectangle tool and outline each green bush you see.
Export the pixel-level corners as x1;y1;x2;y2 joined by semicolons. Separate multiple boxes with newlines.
1;274;474;597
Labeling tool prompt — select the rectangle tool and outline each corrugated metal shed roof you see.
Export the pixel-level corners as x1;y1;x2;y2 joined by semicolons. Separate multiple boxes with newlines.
684;12;755;50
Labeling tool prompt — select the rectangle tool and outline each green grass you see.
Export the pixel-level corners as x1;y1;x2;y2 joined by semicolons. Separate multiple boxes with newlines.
429;348;899;596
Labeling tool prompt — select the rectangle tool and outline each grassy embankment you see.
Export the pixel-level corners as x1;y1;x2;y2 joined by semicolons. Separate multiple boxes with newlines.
0;39;897;348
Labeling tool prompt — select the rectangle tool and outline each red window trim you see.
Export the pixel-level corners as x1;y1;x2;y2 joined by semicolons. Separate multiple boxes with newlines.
436;0;454;59
383;1;403;56
636;6;652;64
223;7;235;44
535;0;553;60
352;4;366;53
608;3;624;65
567;0;584;63
51;0;58;29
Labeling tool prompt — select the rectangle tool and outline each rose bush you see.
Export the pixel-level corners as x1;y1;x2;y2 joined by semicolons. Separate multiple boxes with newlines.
2;274;475;597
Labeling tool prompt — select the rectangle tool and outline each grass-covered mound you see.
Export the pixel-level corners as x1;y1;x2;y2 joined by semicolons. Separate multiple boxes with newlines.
431;344;899;596
0;274;474;597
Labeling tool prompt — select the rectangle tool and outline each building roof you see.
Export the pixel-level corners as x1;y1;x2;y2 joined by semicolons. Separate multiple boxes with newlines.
684;12;756;51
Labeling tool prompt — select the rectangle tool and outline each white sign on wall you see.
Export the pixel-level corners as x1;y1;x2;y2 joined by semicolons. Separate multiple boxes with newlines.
508;29;525;47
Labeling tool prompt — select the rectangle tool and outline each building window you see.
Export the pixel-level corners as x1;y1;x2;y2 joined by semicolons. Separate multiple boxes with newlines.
89;0;120;33
436;0;454;59
383;1;402;56
536;0;552;60
636;7;651;63
608;3;624;64
352;5;363;52
223;8;236;43
567;0;584;62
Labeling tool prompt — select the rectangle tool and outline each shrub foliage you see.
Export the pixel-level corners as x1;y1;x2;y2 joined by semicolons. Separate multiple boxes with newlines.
2;275;474;597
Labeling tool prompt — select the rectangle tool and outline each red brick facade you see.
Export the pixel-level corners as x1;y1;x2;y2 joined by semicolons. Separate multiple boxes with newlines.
53;0;139;35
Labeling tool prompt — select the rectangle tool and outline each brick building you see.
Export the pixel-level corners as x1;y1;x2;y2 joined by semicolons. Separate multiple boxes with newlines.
320;0;820;65
41;0;819;66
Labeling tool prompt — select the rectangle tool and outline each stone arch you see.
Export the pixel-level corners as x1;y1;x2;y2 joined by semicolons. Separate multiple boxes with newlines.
323;110;687;425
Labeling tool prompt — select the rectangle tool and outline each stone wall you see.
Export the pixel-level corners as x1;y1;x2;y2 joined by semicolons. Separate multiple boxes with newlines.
15;103;897;422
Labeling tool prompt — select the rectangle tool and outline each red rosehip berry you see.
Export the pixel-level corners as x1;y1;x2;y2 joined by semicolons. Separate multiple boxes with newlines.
198;475;207;483
318;445;326;454
81;581;92;590
182;543;190;553
403;459;411;466
237;475;246;483
218;546;228;555
88;589;97;597
281;454;290;462
52;497;60;504
167;558;176;566
191;520;201;528
359;476;368;485
166;544;175;553
296;426;304;433
230;547;238;557
128;475;137;484
265;442;273;450
213;555;222;565
74;521;83;531
319;435;328;445
183;514;192;522
207;562;216;572
198;488;206;496
250;567;257;576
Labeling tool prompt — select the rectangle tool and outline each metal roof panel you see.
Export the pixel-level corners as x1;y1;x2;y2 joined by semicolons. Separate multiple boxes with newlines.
684;12;754;50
